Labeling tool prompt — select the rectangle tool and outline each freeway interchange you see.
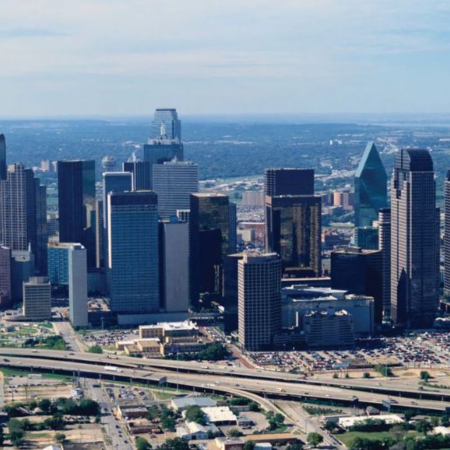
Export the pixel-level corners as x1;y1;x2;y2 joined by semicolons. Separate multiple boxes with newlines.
1;348;450;413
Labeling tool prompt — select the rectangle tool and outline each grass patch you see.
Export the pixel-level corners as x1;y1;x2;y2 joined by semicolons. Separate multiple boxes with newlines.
338;431;419;446
303;406;343;416
39;322;54;330
1;368;73;382
25;431;51;438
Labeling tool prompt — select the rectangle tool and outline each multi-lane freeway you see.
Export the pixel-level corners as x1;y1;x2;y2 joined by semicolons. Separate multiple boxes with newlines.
1;349;450;412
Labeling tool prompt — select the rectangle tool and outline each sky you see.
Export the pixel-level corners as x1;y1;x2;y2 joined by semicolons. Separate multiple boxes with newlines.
1;0;450;118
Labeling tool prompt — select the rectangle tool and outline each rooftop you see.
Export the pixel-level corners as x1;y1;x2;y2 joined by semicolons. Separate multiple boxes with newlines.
202;406;237;423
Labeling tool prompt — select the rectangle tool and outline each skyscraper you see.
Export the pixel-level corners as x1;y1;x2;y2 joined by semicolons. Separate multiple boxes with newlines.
354;142;388;228
391;149;440;327
265;168;321;277
123;161;151;191
68;244;88;327
0;246;12;308
445;172;450;297
159;219;189;312
331;246;383;324
189;193;230;304
0;133;6;180
228;202;237;254
58;160;95;264
153;161;198;219
265;195;321;277
264;168;314;196
238;252;282;351
108;191;159;314
143;109;184;188
379;208;391;319
151;108;182;141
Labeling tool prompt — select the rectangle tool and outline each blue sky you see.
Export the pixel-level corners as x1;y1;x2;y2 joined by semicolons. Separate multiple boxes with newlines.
1;0;450;117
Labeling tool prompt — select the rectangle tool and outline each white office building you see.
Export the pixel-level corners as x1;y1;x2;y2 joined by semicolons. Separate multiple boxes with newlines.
69;243;88;327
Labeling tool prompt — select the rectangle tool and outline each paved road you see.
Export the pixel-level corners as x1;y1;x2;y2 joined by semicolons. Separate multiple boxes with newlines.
2;354;450;412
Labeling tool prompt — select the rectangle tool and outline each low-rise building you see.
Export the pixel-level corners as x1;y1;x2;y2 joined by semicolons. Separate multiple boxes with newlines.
139;321;198;339
117;404;148;420
215;438;245;450
176;421;220;440
338;414;403;429
202;406;237;426
171;396;217;411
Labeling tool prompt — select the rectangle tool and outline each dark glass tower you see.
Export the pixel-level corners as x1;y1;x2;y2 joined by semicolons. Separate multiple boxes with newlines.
264;168;314;196
189;193;230;305
354;142;388;228
0;134;6;180
331;246;383;324
123;161;151;191
57;160;95;265
391;149;440;327
445;171;450;297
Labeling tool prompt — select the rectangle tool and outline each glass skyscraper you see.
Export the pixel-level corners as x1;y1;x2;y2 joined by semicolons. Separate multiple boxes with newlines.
354;142;387;228
0;133;6;180
108;191;159;313
391;149;440;327
151;108;182;141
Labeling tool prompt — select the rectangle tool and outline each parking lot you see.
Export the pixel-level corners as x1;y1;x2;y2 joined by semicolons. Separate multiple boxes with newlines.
247;332;450;373
80;329;137;350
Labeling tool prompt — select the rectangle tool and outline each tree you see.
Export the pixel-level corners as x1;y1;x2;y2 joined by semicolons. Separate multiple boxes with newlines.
9;430;24;448
287;444;303;450
147;405;159;421
185;405;206;425
415;420;433;435
136;437;152;450
78;398;100;416
87;344;103;354
159;438;190;450
333;373;339;379
249;402;260;412
244;442;256;450
54;432;67;443
307;432;323;448
38;398;53;414
420;371;431;382
0;426;3;446
228;429;244;437
363;372;371;379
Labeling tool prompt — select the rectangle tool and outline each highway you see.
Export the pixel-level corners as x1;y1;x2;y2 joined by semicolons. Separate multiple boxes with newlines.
3;348;450;403
2;352;450;412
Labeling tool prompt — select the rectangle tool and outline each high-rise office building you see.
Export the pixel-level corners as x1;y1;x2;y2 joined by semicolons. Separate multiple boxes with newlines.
238;252;282;351
354;142;388;228
379;208;391;319
35;182;48;274
47;241;71;286
0;133;6;180
143;109;184;189
108;191;159;314
23;277;51;321
264;168;314;196
189;193;230;304
391;149;440;327
0;163;45;268
331;246;383;324
445;171;450;297
68;244;88;327
265;195;322;277
159;219;189;312
102;172;132;268
0;246;12;308
151;108;182;141
58;160;95;264
153;161;198;219
229;202;237;254
11;250;34;301
123;161;151;191
223;253;244;333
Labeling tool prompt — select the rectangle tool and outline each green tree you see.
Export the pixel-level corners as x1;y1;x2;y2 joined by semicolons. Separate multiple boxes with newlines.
38;398;53;414
54;432;67;443
248;402;260;412
0;426;4;446
147;405;159;421
159;438;190;450
185;405;206;425
9;430;24;448
374;364;393;377
136;437;152;450
287;444;303;450
420;371;431;382
87;344;103;354
415;420;433;436
244;442;256;450
363;372;371;379
228;428;243;437
307;432;323;447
